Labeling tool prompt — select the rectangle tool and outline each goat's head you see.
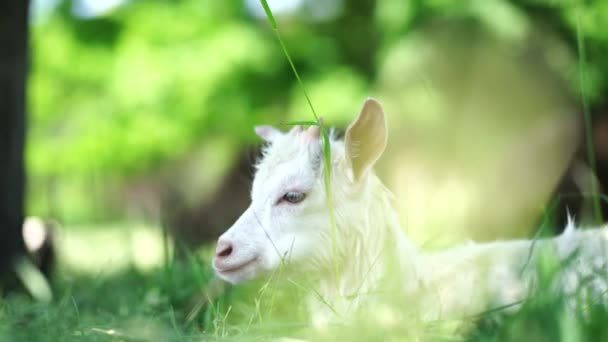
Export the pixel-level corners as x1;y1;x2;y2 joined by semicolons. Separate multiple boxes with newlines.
213;98;388;284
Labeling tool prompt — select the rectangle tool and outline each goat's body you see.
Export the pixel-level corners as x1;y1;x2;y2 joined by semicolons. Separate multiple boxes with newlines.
307;172;608;324
423;226;608;317
316;209;608;323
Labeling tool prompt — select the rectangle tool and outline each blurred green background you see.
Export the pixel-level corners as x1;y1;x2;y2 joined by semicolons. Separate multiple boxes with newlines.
6;0;608;340
26;0;608;269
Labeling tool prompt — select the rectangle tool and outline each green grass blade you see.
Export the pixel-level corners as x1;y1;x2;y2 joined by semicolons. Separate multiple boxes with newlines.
283;120;319;127
259;0;277;29
576;12;602;224
321;127;340;285
259;0;319;122
259;0;339;286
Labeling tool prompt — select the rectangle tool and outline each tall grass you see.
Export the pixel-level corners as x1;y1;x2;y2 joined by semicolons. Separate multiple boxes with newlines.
259;0;341;287
576;12;602;224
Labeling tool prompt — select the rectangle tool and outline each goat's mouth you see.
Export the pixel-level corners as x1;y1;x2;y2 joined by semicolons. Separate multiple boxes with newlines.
213;257;259;277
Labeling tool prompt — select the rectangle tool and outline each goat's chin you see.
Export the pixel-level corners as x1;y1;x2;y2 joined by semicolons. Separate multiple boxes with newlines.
213;261;261;284
215;270;257;284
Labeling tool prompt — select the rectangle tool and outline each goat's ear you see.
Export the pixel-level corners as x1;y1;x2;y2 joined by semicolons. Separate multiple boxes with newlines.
254;125;281;143
345;98;387;182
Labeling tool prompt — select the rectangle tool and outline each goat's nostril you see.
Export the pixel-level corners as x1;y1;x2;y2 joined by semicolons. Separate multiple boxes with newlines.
218;245;233;257
215;241;233;258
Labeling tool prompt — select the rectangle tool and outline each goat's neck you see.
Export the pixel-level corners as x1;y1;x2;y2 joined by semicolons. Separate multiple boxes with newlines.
314;175;425;316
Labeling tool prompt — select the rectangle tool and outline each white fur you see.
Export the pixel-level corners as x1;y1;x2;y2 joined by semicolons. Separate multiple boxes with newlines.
213;99;608;325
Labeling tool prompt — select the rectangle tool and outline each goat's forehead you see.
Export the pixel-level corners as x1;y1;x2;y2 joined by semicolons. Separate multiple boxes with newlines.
250;129;347;196
262;137;304;164
252;136;316;194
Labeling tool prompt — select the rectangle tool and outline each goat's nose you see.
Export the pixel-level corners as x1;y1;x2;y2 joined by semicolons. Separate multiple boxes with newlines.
215;240;233;258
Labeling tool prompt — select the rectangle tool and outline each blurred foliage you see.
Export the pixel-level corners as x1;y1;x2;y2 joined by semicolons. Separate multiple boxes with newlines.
29;1;276;177
26;0;608;225
12;1;608;340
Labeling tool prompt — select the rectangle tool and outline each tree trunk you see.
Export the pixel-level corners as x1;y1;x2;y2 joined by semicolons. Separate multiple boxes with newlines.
0;0;29;272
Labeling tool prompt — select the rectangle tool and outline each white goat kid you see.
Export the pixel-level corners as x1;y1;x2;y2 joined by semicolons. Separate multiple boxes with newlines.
213;98;608;325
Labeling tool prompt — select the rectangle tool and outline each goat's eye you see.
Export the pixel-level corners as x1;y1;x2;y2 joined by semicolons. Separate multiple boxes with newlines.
281;191;306;204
